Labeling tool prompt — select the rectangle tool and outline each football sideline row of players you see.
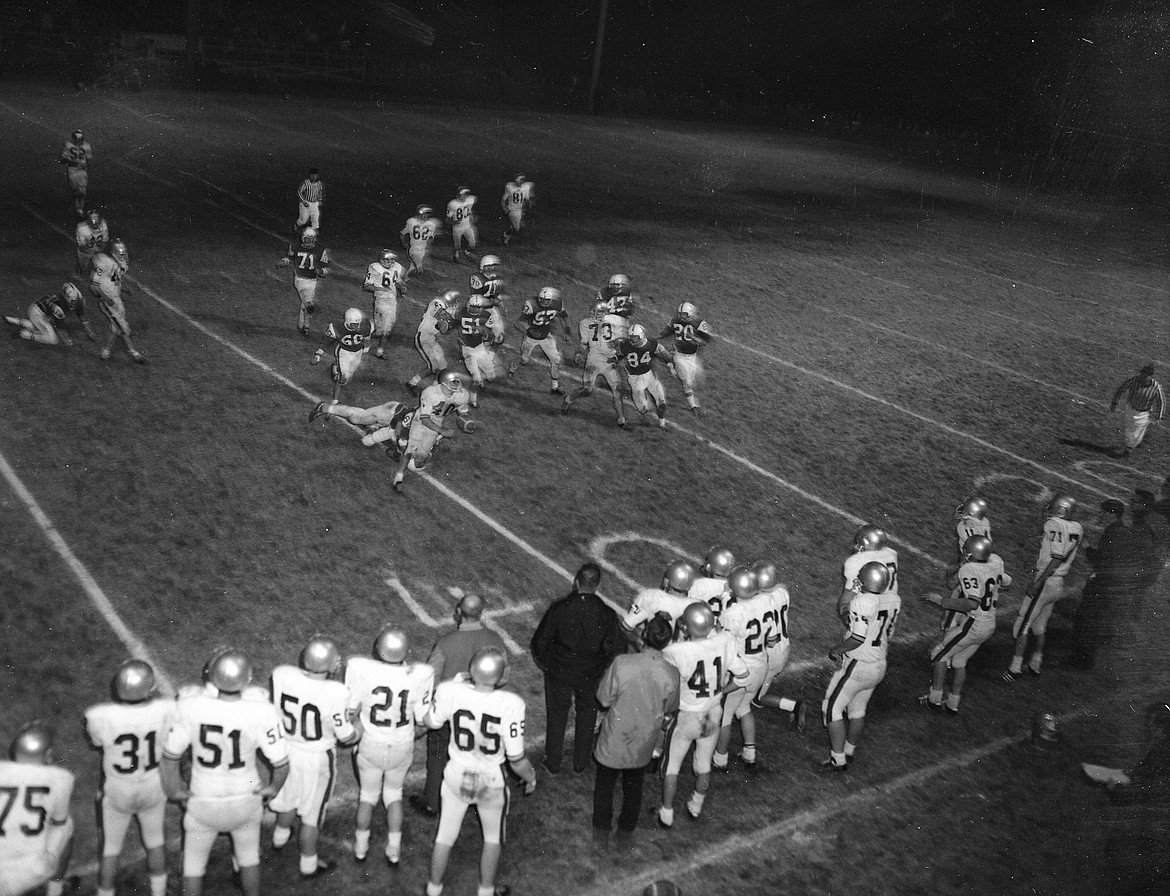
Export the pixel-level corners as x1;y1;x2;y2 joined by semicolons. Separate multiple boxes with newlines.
0;492;1092;896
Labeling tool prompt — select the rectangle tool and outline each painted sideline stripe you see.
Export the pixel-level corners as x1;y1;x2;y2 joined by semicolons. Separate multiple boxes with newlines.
578;696;1126;896
716;331;1115;500
0;451;176;696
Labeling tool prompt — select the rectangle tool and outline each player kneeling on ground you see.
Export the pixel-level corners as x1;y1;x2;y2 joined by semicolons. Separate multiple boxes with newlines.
392;369;478;494
6;282;96;348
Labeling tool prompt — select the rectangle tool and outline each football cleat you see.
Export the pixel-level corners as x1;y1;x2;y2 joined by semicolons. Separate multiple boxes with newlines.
9;722;56;763
374;625;409;663
61;282;82;307
954;496;989;520
855;561;890;595
113;659;156;703
816;757;849;774
379;248;397;266
752;560;778;592
300;636;342;675
301;227;318;248
681;602;715;640
662;559;697;593
627;324;647;346
479;254;501;272
1046;495;1077;520
537;286;560;307
468;647;507;687
206;648;253;694
703;546;737;578
608;273;631;294
852;524;888;553
677;302;698;319
417;205;433;218
344;307;364;331
961;535;992;564
726;566;758;602
308;401;326;422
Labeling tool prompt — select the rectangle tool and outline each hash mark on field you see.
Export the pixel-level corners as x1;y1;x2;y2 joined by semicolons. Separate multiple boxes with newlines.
0;451;176;695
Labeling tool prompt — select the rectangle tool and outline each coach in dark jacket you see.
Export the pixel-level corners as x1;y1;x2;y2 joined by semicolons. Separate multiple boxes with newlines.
531;562;626;774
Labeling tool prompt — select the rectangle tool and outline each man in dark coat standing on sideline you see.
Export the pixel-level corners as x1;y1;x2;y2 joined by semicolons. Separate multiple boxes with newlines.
531;562;626;774
411;593;506;817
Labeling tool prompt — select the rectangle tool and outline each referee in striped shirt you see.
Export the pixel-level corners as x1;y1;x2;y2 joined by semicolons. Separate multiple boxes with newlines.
1110;363;1165;457
296;167;325;231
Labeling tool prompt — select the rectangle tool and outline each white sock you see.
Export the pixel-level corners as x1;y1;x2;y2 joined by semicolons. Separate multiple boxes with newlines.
687;792;706;815
354;829;370;858
844;741;857;758
300;854;319;875
386;831;402;861
272;825;291;849
831;750;847;766
426;883;444;896
150;875;167;896
97;888;116;896
712;750;729;768
658;806;674;825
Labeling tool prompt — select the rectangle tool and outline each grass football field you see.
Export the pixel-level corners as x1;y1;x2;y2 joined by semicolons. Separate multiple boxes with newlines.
1;82;1168;896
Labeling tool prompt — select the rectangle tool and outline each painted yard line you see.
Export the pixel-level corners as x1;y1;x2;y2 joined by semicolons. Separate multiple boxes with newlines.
582;698;1115;896
0;450;176;696
809;255;1161;366
1008;247;1170;295
816;304;1104;407
716;331;1116;501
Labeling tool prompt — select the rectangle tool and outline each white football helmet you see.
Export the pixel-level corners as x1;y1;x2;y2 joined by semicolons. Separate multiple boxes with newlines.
677;302;698;319
374;626;409;663
9;722;55;764
113;660;155;703
662;559;697;593
537;286;561;308
300;636;342;675
479;254;501;272
379;248;397;265
441;290;463;314
86;208;103;227
61;283;82;307
1046;495;1077;520
608;273;631;294
469;647;507;688
627;323;647;346
457;186;472;198
344;307;364;331
467;294;486;313
514;173;527;184
752;560;778;591
727;566;758;602
438;368;466;394
111;239;129;266
417;205;433;218
704;546;736;577
206;648;252;694
301;227;318;248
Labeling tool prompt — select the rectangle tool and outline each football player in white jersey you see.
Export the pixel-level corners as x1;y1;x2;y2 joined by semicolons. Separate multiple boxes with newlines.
400;205;443;279
621;560;699;643
712;567;771;772
345;626;435;866
392;369;476;494
446;186;478;263
407;291;460;394
311;307;374;406
0;723;75;896
561;299;629;427
161;648;289;896
1004;495;1084;680
921;536;1012;713
658;603;749;827
85;661;174;896
90;238;147;364
424;647;537;896
75;207;108;275
820;561;901;773
748;560;806;729
268;636;357;878
689;545;736;622
501;173;533;247
839;524;898;622
363;249;406;358
946;496;992;585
